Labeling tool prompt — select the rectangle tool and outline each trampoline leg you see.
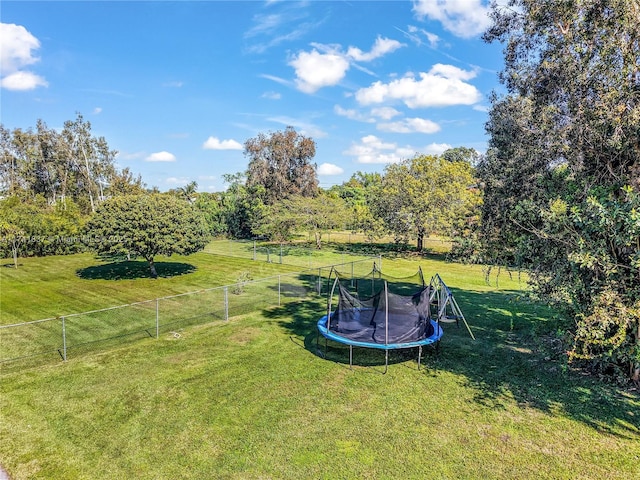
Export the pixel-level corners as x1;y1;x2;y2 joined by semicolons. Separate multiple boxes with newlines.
417;346;422;371
349;345;353;370
383;350;388;374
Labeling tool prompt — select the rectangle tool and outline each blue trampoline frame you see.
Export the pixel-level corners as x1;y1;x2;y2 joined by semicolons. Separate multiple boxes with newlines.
316;314;443;373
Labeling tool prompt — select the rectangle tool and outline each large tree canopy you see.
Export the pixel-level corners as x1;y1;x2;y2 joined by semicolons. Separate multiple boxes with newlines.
255;193;348;248
83;194;210;278
244;127;318;205
374;154;480;251
480;0;640;382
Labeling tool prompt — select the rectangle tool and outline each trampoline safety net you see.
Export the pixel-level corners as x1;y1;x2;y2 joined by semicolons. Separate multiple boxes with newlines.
328;275;434;345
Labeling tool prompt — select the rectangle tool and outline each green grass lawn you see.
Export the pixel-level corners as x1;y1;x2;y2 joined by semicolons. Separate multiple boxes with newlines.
1;250;638;479
0;251;310;325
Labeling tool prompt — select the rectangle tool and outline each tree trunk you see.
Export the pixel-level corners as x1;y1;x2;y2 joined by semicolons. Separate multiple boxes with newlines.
417;232;424;251
12;245;18;269
148;258;158;279
314;231;322;249
79;142;96;213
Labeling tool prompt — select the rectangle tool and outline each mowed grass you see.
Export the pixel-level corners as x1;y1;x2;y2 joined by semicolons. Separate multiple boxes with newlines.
0;251;305;325
1;251;639;479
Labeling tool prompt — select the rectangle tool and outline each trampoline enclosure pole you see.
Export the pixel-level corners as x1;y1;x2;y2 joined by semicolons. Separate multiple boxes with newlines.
383;281;389;373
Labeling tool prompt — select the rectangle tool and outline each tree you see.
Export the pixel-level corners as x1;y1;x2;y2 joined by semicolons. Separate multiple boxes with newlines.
441;147;480;166
83;194;210;278
0;195;85;259
60;113;118;212
219;172;265;239
107;167;145;196
0;220;25;268
170;181;198;204
374;155;480;251
0;114;122;213
481;0;640;382
329;172;385;238
255;193;348;248
244;127;318;205
194;191;226;237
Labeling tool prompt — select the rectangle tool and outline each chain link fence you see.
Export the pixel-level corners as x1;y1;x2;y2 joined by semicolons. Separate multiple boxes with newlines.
0;257;380;371
204;238;384;268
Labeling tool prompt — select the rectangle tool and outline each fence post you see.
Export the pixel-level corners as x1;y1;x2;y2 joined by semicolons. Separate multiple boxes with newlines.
61;316;67;361
156;298;159;339
278;275;281;306
253;241;256;261
317;268;322;294
379;254;382;271
280;244;283;264
224;286;229;321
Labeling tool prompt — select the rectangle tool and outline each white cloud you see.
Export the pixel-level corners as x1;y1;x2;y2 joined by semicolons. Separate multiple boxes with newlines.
370;107;401;120
0;71;47;90
146;151;176;162
377;117;441;134
93;107;102;115
289;35;404;94
317;163;344;175
413;0;492;38
260;73;293;87
289;48;350;93
0;23;47;91
163;81;184;87
405;25;441;49
355;63;481;108
202;136;243;150
334;105;374;123
245;13;283;38
347;36;405;62
423;142;452;154
424;31;440;48
0;23;39;71
343;135;417;165
429;63;477;81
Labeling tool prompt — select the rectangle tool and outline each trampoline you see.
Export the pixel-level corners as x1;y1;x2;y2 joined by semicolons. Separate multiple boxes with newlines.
317;266;473;373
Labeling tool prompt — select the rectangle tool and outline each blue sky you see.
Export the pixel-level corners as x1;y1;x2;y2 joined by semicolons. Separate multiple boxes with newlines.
1;0;504;192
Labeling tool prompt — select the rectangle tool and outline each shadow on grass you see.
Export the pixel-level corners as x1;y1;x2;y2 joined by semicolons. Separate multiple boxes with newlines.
77;260;196;280
2;263;22;268
264;282;640;440
330;240;450;260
